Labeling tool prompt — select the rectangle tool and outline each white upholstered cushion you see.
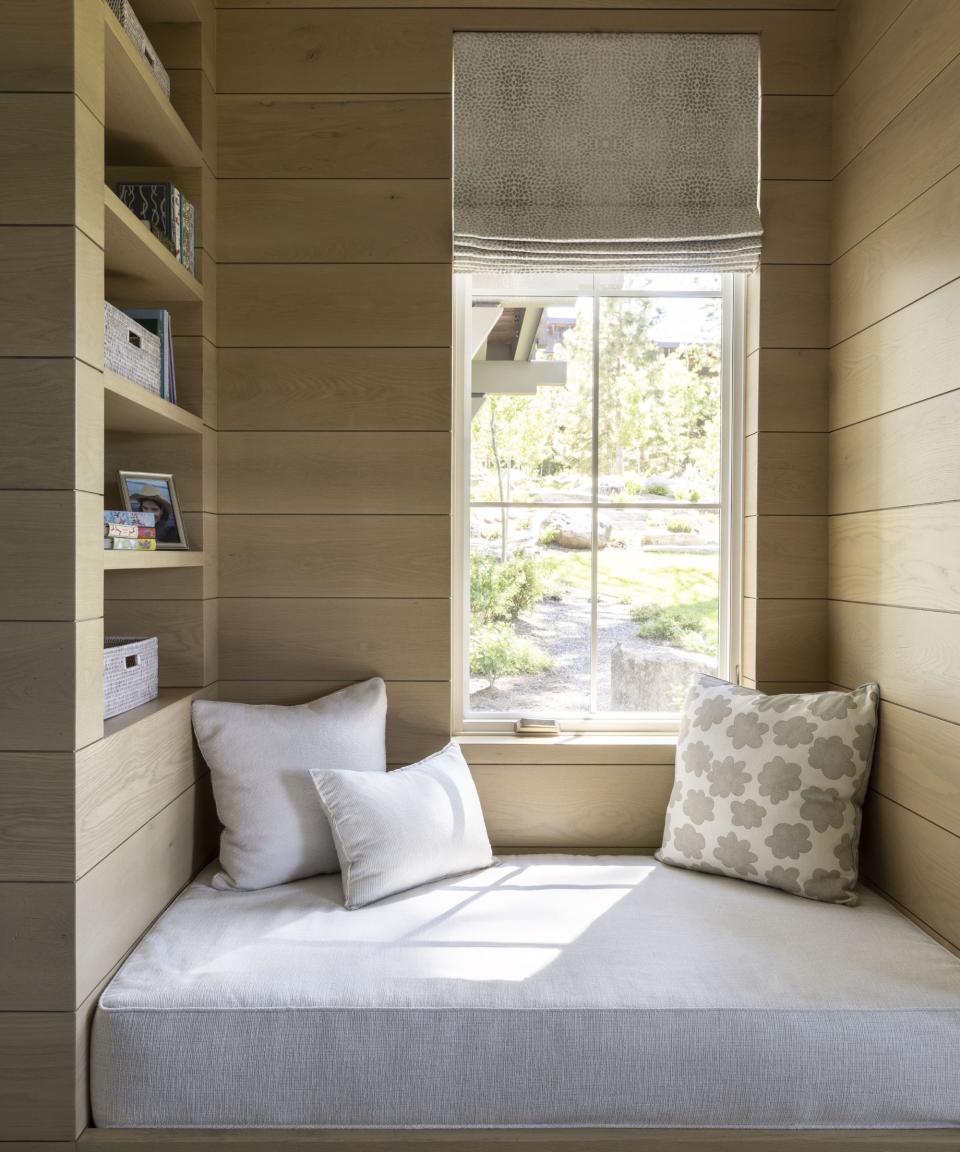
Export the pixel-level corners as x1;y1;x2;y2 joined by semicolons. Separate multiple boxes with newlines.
192;678;387;890
311;741;495;908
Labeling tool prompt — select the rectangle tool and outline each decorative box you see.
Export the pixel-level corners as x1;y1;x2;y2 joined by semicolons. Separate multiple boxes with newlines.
104;302;162;396
106;0;171;97
103;636;159;720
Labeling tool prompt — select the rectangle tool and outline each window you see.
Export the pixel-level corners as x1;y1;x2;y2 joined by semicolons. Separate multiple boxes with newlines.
453;271;744;732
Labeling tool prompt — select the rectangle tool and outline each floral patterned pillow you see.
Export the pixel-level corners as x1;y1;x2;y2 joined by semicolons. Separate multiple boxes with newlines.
656;676;880;905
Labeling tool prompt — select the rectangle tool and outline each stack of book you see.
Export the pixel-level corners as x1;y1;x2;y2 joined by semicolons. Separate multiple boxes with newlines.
104;510;158;551
115;181;197;276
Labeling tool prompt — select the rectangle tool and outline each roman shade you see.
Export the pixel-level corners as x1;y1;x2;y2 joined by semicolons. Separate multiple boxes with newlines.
453;33;762;273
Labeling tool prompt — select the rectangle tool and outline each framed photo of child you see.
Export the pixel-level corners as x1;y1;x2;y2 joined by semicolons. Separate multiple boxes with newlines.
118;471;189;549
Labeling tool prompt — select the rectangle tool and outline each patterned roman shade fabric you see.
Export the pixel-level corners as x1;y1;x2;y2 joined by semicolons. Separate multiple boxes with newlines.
453;32;762;273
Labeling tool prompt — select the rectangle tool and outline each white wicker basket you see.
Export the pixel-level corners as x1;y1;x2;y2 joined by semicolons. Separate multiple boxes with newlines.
103;636;159;720
104;302;162;396
106;0;171;97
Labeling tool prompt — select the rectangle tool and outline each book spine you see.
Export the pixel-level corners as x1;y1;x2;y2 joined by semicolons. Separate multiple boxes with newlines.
103;510;157;527
165;316;177;404
187;199;196;274
171;187;182;261
104;524;157;539
109;538;158;551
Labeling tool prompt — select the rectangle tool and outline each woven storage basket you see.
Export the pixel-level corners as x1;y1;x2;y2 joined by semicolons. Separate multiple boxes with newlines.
103;636;159;720
106;0;171;97
104;302;162;395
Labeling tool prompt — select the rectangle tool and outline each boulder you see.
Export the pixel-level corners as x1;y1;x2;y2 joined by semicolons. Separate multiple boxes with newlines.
610;643;715;712
539;510;613;550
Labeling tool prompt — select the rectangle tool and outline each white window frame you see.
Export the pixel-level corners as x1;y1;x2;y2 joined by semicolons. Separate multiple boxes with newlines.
451;272;745;735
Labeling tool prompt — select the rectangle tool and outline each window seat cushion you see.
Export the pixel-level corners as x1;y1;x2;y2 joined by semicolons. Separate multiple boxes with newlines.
91;855;960;1130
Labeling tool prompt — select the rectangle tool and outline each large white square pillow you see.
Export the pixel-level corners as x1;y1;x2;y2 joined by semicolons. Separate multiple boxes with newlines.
657;676;880;905
311;742;496;909
192;678;387;890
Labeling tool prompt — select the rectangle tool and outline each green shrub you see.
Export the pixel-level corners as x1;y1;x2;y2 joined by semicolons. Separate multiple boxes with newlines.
631;603;698;645
642;481;672;497
471;552;542;625
666;517;694;534
470;624;551;687
538;524;560;546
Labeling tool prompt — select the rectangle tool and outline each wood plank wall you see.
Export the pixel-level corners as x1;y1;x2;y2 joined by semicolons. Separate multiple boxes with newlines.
830;0;960;951
215;0;835;799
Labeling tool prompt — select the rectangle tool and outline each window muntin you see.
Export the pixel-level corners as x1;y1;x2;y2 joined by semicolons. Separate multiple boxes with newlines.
455;272;742;732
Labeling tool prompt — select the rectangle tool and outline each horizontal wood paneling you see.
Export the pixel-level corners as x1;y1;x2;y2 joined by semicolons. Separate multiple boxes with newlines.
750;598;827;682
834;0;910;87
829;389;960;514
830;599;960;726
831;162;960;344
744;432;827;516
761;95;831;179
0;884;73;1010
0;1011;75;1140
216;680;450;765
868;700;960;840
75;780;218;1005
218;9;833;96
103;600;216;688
754;264;829;348
219;599;450;681
219;516;450;598
75;689;209;878
0;94;75;225
472;763;673;850
829;278;960;429
219;180;451;264
218;94;450;179
217;264;450;348
0;621;87;752
215;0;838;8
218;348;451;432
832;0;960;176
829;504;960;612
860;791;960;950
832;51;960;257
219;433;450;514
749;514;827;598
459;738;675;767
759;180;831;264
0;754;74;881
746;348;828;434
0;227;79;358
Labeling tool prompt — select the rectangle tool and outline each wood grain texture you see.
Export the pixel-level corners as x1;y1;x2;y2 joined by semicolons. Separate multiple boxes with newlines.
750;515;827;598
75;780;218;1004
458;737;676;767
472;763;673;849
746;349;828;434
0;1011;75;1140
219;599;450;681
219;516;450;598
759;180;831;265
218;180;451;264
761;96;831;180
834;0;911;87
829;389;960;514
829;599;960;726
219;433;450;514
216;680;450;765
755;264;829;349
829;504;960;612
103;600;216;688
217;264;450;348
0;622;81;751
829;278;960;430
218;94;450;178
743;597;826;683
0;883;73;1010
0;753;74;881
0;94;76;225
0;227;77;358
213;0;839;7
219;348;451;432
860;791;960;951
830;162;960;345
832;0;960;176
744;433;827;516
76;689;209;878
832;51;960;258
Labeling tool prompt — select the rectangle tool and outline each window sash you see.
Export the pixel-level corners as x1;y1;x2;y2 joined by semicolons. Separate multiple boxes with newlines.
451;272;744;735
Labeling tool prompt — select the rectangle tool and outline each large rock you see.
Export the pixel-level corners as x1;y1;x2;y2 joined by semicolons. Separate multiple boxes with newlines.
610;643;715;712
539;510;613;550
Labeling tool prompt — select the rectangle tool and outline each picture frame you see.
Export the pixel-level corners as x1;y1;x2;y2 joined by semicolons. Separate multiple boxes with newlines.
118;470;189;550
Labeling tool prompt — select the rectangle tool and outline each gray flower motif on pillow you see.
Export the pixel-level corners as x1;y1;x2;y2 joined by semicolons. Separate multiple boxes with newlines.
757;756;802;804
726;711;769;749
811;693;854;721
694;694;733;731
682;740;713;777
809;735;856;780
707;756;750;798
765;822;812;860
803;869;848;902
798;785;845;833
834;832;856;873
765;865;802;894
852;722;876;761
673;823;706;861
755;694;801;714
682;788;715;825
713;831;758;877
730;798;766;829
772;715;816;748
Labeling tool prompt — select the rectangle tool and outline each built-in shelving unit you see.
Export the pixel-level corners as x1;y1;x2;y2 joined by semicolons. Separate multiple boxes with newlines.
101;685;198;739
104;186;203;302
103;548;205;571
104;370;205;436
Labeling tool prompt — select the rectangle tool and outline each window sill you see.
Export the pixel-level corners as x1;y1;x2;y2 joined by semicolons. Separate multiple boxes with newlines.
455;732;677;766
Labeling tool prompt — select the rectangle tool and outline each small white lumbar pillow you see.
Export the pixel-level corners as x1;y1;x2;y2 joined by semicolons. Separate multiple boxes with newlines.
311;741;496;909
192;678;387;890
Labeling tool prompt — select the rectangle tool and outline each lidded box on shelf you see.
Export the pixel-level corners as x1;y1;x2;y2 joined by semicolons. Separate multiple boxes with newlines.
103;637;159;720
106;0;171;97
104;302;162;396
